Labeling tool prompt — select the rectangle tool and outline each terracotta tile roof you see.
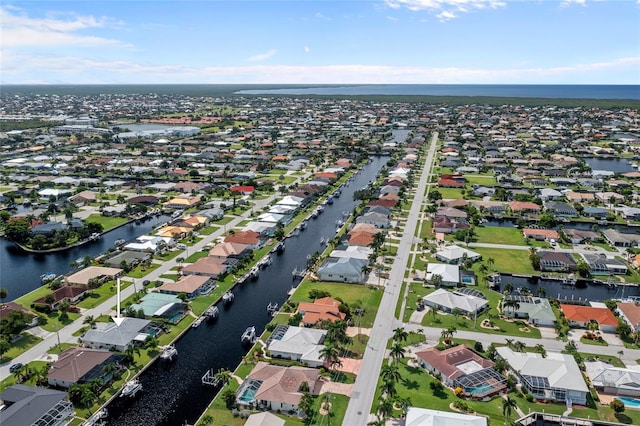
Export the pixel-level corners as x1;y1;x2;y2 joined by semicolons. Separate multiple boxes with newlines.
560;304;618;326
617;302;640;329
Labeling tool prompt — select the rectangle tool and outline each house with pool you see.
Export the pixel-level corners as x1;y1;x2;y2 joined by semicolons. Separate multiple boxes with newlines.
415;344;506;399
235;362;320;413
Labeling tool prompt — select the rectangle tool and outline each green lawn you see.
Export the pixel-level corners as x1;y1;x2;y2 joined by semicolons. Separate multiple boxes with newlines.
156;249;182;261
0;333;42;364
289;281;383;328
84;214;129;230
464;175;497;186
126;262;161;278
437;188;464;199
198;225;219;235
472;247;537;275
474;226;526;246
185;251;209;263
76;280;132;310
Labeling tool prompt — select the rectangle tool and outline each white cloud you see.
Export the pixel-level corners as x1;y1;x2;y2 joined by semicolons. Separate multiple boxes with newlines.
247;49;277;62
385;0;506;19
314;12;331;20
2;51;638;84
304;46;310;53
0;6;131;48
561;0;587;7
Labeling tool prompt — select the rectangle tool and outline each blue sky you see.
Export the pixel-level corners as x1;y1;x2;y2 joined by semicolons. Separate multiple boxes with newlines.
1;0;639;84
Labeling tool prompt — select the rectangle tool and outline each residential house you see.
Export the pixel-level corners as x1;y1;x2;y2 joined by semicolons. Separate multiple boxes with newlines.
267;325;326;367
209;242;251;259
129;293;187;323
244;413;285;426
0;302;38;327
538;251;577;272
539;188;564;201
582;207;609;219
560;304;618;333
405;407;487;426
435;207;468;220
104;251;150;269
162;196;200;210
545;202;578;217
124;235;174;253
522;228;559;242
426;263;460;287
355;211;390;228
236;362;319;413
509;202;541;215
434;245;481;264
34;285;88;311
422;288;488;317
563;229;601;245
580;253;628;275
80;317;156;352
158;275;215;299
415;344;506;397
495;347;589;405
65;266;122;287
296;297;346;326
47;347;121;389
68;190;97;206
316;257;368;283
0;385;74;426
224;230;265;250
502;295;556;326
616;301;640;332
584;361;640;397
181;256;231;279
602;229;640;248
433;217;470;234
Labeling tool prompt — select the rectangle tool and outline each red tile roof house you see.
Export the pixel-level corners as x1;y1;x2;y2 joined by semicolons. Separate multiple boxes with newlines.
181;256;231;279
224;230;265;250
415;344;506;398
230;185;255;196
33;285;89;311
560;304;619;333
296;297;346;326
522;228;559;242
0;302;38;328
617;301;640;332
509;201;541;214
437;177;466;188
47;347;120;389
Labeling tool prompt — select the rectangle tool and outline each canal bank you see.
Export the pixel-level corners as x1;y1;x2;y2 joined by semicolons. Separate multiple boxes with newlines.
104;156;389;426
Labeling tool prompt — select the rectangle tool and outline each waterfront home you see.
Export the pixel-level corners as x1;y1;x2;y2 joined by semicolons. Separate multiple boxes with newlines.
539;188;564;201
316;257;368;283
560;304;618;333
34;286;88;311
66;266;123;287
495;347;589;405
584;361;640;397
580;253;628;275
236;362;320;413
124;235;174;253
433;217;470;234
296;297;346;326
563;228;601;244
81;317;156;351
68;190;97;206
502;295;556;326
328;245;373;261
565;191;596;203
208;241;251;259
544;201;578;217
617;206;640;220
601;229;640;248
104;250;151;269
405;407;487;426
130;293;187;323
415;344;506;397
230;185;255;196
434;244;481;264
158;275;214;299
435;206;468;220
509;201;541;215
522;228;560;242
162;196;200;210
426;263;461;287
224;230;265;250
616;301;640;332
0;302;39;327
582;207;609;219
0;384;74;426
47;347;121;388
355;211;390;228
244;412;285;426
181;256;231;279
267;325;326;367
537;251;577;272
421;288;488;317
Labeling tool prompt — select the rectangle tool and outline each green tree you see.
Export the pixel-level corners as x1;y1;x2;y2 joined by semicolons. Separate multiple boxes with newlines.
610;398;625;414
429;380;445;395
298;392;315;422
502;395;518;424
381;364;401;385
392;327;408;343
222;388;237;409
376;396;394;422
4;218;31;243
390;342;406;367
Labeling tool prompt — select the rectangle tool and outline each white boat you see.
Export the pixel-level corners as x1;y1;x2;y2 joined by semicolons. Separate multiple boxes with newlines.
250;266;259;280
89;232;101;241
204;306;219;319
317;205;324;213
300;220;307;230
160;345;178;361
319;237;325;245
267;302;278;314
114;239;126;247
222;291;234;304
241;326;256;344
120;379;142;397
41;272;57;283
192;317;204;328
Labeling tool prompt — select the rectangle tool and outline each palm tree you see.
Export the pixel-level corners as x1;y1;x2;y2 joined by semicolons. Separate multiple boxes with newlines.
395;396;412;419
537;286;546;298
534;344;547;358
124;344;140;363
487;257;495;270
298;391;315;420
381;364;401;385
390;342;406;366
452;307;462;322
447;326;457;339
83;315;96;328
441;328;452;341
376;396;394;421
320;344;342;372
214;368;231;385
200;415;214;426
513;341;526;352
502;298;520;315
393;327;409;344
379;378;397;399
502;395;518;425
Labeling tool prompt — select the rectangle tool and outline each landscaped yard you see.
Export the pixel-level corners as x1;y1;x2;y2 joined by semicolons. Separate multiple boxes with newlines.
0;333;42;364
471;247;537;275
76;280;132;310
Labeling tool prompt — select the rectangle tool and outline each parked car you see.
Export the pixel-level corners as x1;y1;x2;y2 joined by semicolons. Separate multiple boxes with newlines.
9;363;23;373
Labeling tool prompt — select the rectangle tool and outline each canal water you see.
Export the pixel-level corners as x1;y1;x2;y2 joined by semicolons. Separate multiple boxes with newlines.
0;214;172;301
494;274;640;302
583;157;635;174
105;156;389;426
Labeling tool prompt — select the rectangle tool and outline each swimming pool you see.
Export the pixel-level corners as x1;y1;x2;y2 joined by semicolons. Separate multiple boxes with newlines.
237;379;261;404
466;383;494;395
616;397;640;408
238;387;257;403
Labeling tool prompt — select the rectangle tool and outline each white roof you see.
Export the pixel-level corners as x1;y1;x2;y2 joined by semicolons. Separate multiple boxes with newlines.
406;407;487;426
435;245;481;262
496;347;588;393
267;326;326;365
422;288;487;315
276;195;303;206
426;263;460;283
585;361;640;393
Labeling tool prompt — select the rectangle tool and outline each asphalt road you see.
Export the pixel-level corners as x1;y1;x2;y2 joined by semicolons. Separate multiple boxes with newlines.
343;132;439;425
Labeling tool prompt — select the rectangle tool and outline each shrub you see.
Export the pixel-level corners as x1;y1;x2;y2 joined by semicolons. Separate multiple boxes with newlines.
474;341;484;353
525;393;534;402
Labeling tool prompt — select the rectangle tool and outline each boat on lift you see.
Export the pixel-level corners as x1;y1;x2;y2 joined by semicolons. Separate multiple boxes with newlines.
160;345;178;361
241;326;256;344
204;306;219;320
222;291;234;304
120;379;142;398
266;302;278;314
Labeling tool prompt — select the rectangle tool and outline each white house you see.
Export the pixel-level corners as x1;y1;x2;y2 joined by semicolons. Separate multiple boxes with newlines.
584;361;640;397
422;288;488;317
426;263;460;287
434;245;481;264
267;326;326;367
317;257;367;283
405;407;487;426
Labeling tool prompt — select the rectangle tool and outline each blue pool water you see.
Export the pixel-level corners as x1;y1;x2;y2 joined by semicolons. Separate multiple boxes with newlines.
616;397;640;408
467;383;494;395
238;387;257;403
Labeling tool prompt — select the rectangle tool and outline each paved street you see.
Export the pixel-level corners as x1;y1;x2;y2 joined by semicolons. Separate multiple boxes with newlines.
343;132;439;425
